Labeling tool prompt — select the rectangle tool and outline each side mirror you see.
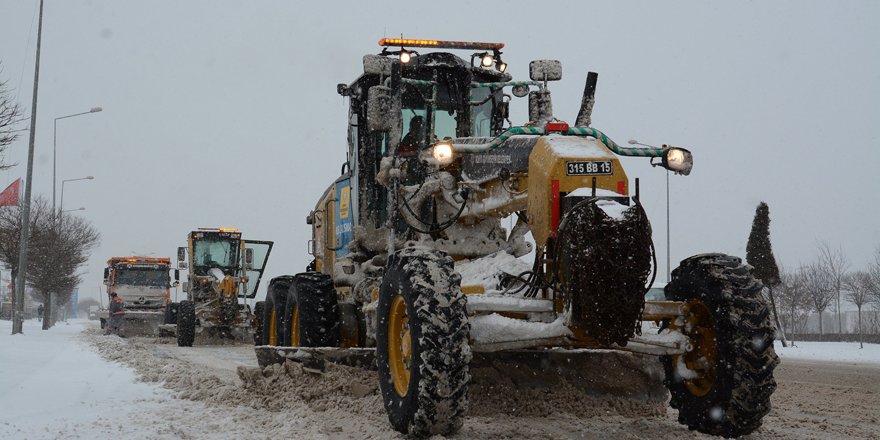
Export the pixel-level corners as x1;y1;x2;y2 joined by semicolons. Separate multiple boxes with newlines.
174;269;180;281
529;60;563;81
177;246;186;263
367;85;394;132
363;54;392;76
103;267;110;282
245;248;254;270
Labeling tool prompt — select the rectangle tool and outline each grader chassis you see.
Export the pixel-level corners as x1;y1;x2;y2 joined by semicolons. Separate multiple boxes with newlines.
256;38;778;438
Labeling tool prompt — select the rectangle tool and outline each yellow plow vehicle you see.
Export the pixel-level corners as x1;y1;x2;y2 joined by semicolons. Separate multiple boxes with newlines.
165;228;272;346
256;38;779;438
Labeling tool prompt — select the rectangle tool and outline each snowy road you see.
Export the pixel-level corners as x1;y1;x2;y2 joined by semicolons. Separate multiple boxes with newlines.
2;320;880;439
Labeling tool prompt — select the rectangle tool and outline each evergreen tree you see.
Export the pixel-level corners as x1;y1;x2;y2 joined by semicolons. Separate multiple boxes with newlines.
746;202;786;346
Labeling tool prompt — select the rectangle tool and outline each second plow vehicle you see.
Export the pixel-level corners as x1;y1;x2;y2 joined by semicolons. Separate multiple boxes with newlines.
255;38;779;438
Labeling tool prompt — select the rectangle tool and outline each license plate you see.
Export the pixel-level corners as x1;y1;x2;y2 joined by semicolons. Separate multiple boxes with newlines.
566;161;613;176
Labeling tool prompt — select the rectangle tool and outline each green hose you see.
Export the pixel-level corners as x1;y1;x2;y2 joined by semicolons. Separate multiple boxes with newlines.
452;125;664;157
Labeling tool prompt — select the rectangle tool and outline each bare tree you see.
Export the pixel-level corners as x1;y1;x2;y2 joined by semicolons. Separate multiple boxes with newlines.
0;197;53;314
28;210;100;329
777;266;810;345
804;262;835;338
0;62;24;168
818;242;848;335
843;271;873;348
870;247;880;308
0;196;99;329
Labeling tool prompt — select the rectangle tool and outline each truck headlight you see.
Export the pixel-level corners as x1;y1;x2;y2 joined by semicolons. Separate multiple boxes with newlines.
662;146;693;175
432;142;454;165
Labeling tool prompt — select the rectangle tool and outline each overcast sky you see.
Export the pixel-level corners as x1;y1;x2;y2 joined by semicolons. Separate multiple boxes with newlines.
1;0;878;302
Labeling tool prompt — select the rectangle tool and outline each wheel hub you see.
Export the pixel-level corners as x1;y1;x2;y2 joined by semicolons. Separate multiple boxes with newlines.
268;307;278;346
290;305;300;347
674;299;718;397
388;294;412;397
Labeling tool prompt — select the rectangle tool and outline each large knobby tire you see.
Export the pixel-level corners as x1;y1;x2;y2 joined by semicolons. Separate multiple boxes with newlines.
260;278;289;346
376;248;471;438
285;272;339;347
338;302;365;348
164;302;179;325
176;300;196;347
662;253;779;438
253;301;265;345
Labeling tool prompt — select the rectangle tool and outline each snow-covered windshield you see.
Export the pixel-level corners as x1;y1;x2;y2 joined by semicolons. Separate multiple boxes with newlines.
193;238;239;268
115;268;169;287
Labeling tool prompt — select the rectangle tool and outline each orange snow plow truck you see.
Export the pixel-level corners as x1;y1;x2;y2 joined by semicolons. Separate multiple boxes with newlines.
99;256;180;335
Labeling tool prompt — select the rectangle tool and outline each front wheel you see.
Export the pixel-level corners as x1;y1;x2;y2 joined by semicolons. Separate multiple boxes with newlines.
376;248;471;437
662;253;779;438
176;300;196;347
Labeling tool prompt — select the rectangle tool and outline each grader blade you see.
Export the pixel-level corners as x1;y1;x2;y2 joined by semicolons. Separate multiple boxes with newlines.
255;346;667;401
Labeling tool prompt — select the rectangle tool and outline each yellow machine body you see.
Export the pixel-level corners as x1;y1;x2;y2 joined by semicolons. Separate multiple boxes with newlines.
527;135;630;249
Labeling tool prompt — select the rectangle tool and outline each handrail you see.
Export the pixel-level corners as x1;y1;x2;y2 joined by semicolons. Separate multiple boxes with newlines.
452;125;665;157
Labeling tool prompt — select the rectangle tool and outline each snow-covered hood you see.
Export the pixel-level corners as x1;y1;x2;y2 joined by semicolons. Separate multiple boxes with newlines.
114;285;167;309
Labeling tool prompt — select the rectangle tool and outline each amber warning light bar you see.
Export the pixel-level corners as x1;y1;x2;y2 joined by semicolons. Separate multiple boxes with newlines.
379;38;504;51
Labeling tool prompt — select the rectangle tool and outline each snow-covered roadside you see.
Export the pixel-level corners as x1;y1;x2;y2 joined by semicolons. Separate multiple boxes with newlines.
0;319;322;440
0;319;169;438
774;340;880;365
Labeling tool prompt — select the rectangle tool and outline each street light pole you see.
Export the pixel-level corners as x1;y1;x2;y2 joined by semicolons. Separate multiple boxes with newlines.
629;138;672;283
53;107;102;213
59;176;94;214
12;0;43;335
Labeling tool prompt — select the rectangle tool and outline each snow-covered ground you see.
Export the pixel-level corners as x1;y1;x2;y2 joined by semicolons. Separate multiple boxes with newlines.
0;319;169;438
0;319;286;440
3;318;879;439
774;340;880;365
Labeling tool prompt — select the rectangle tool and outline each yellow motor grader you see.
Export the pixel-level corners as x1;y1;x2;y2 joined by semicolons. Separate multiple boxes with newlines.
169;227;272;346
257;39;778;438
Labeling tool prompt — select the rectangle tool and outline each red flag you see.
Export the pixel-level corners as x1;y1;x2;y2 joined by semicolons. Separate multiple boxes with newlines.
0;178;21;207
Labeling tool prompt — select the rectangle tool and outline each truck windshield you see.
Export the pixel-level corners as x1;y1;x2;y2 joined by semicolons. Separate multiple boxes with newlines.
400;81;460;148
115;268;169;287
193;238;239;268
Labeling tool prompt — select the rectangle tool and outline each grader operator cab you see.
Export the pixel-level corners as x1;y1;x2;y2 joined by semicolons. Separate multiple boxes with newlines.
170;228;272;346
257;38;778;438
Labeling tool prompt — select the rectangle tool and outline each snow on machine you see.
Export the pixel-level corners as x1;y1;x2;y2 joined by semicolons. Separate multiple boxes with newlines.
255;38;779;438
165;228;272;346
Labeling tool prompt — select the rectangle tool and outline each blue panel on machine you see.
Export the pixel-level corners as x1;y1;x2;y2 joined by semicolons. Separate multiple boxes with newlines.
335;179;353;257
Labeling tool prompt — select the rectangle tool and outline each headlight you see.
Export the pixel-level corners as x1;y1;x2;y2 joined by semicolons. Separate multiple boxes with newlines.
399;49;412;64
432;142;454;165
661;146;693;175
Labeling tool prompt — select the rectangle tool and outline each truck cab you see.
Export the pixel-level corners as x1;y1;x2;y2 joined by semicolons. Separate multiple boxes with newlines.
100;256;179;332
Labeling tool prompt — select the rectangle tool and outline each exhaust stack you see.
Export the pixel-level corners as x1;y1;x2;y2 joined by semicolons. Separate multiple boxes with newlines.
575;72;598;127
